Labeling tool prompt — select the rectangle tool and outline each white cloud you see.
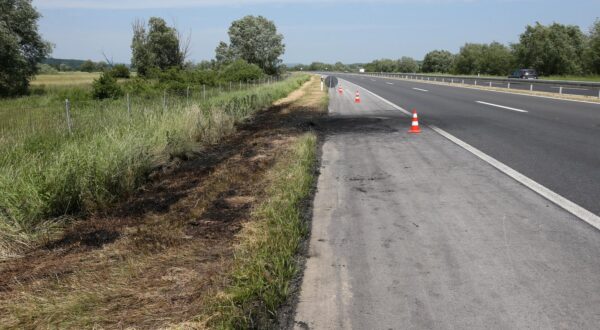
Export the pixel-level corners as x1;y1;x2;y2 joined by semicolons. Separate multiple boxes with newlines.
34;0;480;10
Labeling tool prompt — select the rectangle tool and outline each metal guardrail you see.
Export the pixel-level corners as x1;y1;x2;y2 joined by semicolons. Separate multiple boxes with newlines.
356;72;600;98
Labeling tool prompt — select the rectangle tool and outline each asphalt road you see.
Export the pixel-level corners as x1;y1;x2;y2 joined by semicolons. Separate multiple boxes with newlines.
292;80;600;329
367;74;600;97
336;74;600;217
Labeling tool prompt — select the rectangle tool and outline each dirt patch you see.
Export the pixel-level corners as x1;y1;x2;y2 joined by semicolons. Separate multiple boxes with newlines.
0;75;326;329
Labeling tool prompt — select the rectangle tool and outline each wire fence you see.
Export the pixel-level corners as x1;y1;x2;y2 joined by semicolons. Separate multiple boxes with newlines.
0;75;288;143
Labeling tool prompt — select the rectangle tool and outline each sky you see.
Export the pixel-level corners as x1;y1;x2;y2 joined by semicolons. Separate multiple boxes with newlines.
33;0;600;65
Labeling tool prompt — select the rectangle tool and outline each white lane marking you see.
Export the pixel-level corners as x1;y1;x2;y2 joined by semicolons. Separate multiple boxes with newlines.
413;88;429;92
476;101;528;113
430;125;600;231
339;78;600;231
386;82;394;85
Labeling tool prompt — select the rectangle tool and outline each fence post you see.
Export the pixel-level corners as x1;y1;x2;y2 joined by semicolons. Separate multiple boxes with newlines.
65;99;72;134
127;93;131;116
239;80;242;90
203;84;206;100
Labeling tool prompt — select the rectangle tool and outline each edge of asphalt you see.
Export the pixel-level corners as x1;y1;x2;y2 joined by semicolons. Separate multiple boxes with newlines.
349;73;600;106
339;77;600;231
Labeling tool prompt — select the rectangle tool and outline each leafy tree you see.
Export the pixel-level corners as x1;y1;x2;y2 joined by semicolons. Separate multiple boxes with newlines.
96;61;108;72
131;17;185;77
92;72;123;99
218;59;264;82
421;50;454;73
453;43;485;75
308;62;330;71
396;56;418;73
110;64;130;78
585;19;600;74
37;63;58;74
0;0;52;97
513;22;586;75
217;15;285;75
79;60;97;72
59;63;72;72
333;62;348;72
480;42;514;76
215;41;234;66
364;58;397;72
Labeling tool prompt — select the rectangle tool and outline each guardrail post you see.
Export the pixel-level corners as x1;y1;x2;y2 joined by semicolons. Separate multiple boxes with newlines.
442;78;445;83
559;86;563;94
451;78;454;84
475;80;477;85
489;82;492;87
530;84;533;91
462;79;465;84
507;82;510;89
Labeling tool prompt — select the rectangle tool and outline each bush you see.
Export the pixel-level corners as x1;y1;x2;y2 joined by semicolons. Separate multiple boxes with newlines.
92;73;123;99
37;64;58;74
111;64;131;78
219;59;264;83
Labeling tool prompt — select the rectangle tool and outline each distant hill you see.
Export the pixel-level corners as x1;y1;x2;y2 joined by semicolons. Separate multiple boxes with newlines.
43;58;87;69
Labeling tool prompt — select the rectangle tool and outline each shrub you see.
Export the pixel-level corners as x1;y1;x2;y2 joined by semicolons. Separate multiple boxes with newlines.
111;64;131;78
219;59;264;83
37;64;58;74
92;73;123;99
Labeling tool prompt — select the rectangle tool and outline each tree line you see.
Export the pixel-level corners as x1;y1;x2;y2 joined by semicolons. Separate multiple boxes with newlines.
306;20;600;77
0;0;286;98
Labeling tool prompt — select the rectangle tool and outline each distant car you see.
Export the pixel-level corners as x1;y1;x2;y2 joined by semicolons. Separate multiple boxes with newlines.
509;69;538;79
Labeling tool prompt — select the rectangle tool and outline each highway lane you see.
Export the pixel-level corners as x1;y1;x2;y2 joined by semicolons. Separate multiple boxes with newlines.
293;83;600;329
370;74;600;97
337;73;600;217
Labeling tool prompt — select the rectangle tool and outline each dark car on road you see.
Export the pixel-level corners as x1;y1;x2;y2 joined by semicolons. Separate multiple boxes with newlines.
509;69;538;79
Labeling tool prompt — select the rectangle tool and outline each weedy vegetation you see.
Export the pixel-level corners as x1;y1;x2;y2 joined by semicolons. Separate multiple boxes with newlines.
0;73;310;257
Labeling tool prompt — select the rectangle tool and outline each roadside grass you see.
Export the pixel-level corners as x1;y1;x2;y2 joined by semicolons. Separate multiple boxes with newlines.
205;132;318;329
0;75;326;329
0;74;310;258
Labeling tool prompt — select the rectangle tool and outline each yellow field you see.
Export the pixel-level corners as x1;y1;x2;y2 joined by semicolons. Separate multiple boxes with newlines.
31;72;101;86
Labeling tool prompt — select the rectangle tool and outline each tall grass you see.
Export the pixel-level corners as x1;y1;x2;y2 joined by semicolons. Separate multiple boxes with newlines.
209;133;318;329
0;74;310;257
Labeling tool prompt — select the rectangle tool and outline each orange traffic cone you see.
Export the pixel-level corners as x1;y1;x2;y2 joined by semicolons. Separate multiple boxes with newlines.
408;109;421;133
338;85;343;94
354;91;361;103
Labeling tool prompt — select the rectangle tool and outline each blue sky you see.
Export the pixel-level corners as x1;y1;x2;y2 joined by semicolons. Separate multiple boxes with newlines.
33;0;600;64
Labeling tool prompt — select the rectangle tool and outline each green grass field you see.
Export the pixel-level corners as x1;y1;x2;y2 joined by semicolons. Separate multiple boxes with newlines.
0;73;310;257
31;72;102;86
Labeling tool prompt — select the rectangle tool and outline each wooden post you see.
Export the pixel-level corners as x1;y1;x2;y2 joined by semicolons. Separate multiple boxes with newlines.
65;99;72;134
